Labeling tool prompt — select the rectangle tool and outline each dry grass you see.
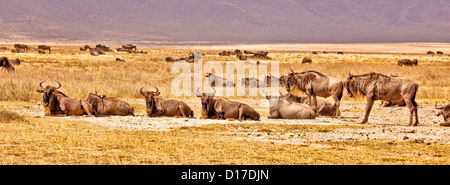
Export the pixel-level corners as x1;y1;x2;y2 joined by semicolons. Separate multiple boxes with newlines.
1;43;450;165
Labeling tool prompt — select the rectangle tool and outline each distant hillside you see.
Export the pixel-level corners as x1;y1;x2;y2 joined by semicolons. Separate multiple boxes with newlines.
0;0;449;45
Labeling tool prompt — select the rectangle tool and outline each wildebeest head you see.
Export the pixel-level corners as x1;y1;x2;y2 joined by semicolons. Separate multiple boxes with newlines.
86;92;106;111
436;100;450;122
345;72;355;98
196;88;216;119
140;87;160;113
36;81;62;107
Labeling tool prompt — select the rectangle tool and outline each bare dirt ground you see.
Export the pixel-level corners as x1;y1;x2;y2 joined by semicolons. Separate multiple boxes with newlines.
14;99;449;145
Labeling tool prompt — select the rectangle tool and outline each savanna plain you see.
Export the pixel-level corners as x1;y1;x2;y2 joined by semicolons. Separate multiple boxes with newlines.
0;43;449;165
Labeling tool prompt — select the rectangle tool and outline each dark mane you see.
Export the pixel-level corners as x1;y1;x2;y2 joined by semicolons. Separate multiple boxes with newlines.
351;72;391;79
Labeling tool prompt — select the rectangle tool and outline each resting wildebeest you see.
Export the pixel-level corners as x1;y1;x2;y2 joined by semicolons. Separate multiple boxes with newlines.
0;56;15;72
436;100;450;127
380;99;406;107
266;92;315;119
286;69;343;118
36;81;95;116
205;72;236;87
397;59;418;66
197;88;260;121
140;87;194;118
346;72;419;126
283;92;340;117
14;44;28;51
302;57;312;64
38;45;51;54
86;93;134;116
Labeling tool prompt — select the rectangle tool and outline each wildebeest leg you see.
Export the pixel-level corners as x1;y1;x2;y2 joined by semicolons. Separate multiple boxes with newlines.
81;100;94;116
361;98;375;124
312;95;318;116
238;108;244;122
332;96;340;119
403;98;417;126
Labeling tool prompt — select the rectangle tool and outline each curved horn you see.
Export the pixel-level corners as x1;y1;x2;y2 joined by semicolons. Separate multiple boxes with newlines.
154;87;159;93
196;87;203;97
436;102;443;109
289;68;294;74
55;81;61;89
265;91;271;99
39;81;46;89
140;87;147;96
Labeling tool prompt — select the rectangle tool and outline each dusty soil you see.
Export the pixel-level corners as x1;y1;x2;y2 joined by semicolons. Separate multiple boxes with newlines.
14;99;450;145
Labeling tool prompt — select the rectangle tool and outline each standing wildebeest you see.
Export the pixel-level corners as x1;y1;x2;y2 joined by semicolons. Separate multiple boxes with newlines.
436;51;444;55
0;56;15;72
436;100;450;126
286;69;343;118
36;81;95;116
266;92;315;119
283;92;340;117
14;44;28;51
38;45;51;54
140;87;194;118
197;88;260;121
345;72;419;126
205;72;236;87
397;59;418;66
10;58;20;65
86;93;134;116
427;51;435;55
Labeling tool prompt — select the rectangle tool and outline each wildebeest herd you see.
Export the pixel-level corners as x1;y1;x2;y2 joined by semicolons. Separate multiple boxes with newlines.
33;68;449;127
1;46;447;126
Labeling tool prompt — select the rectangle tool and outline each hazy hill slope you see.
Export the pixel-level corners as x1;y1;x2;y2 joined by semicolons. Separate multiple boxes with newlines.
0;0;449;44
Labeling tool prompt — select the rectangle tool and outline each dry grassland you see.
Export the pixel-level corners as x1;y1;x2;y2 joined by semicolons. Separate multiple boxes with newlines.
0;43;449;164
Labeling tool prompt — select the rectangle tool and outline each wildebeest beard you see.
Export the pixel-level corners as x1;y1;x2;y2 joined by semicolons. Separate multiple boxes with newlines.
146;96;156;114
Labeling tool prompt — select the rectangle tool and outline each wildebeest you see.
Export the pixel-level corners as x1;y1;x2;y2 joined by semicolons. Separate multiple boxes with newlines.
205;72;236;87
116;58;125;62
14;44;28;51
427;51;435;55
436;100;450;126
10;58;21;65
436;51;444;55
11;48;25;53
266;92;315;119
397;59;418;66
0;56;15;72
345;72;419;126
38;45;51;54
286;69;343;118
86;93;134;116
140;87;194;118
38;50;46;54
283;92;340;117
337;51;344;55
380;99;406;107
36;81;95;116
197;88;260;121
302;57;312;64
80;45;91;51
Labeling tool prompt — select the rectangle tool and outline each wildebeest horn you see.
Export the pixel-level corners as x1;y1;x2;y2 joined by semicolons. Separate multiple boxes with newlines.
265;91;271;99
39;81;45;89
55;81;61;89
348;72;352;77
447;99;450;103
140;87;148;96
211;88;216;96
154;87;159;93
290;68;294;74
195;87;203;97
435;102;443;109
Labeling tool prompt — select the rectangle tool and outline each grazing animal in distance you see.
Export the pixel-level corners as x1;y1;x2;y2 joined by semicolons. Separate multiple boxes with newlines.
36;81;95;116
140;87;194;118
86;93;134;116
397;59;418;66
205;72;236;87
345;72;419;126
286;69;343;118
302;57;312;64
38;45;51;54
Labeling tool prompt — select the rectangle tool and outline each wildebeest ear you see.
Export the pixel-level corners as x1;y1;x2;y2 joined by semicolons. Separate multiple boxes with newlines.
36;89;44;93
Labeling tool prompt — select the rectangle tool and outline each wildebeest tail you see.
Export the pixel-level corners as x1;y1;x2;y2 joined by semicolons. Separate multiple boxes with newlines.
411;84;418;106
338;82;344;101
